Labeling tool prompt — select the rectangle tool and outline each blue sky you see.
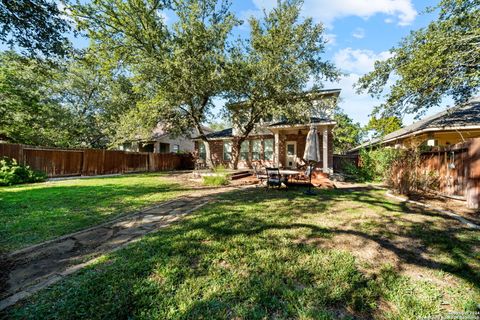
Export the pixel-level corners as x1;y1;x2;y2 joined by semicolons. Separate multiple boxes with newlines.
34;0;451;126
226;0;447;127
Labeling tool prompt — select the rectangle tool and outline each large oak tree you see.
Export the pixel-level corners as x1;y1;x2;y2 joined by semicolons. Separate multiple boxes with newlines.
356;0;479;117
224;0;338;168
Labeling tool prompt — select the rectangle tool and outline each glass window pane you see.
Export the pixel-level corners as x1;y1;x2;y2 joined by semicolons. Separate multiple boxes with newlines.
252;140;261;160
264;139;274;161
287;144;295;155
199;142;206;160
223;141;232;160
240;141;249;161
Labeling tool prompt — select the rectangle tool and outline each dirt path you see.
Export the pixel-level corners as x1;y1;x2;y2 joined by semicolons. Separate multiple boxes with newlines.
0;185;251;311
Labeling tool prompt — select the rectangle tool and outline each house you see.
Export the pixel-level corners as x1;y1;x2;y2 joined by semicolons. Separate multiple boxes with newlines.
348;97;480;154
121;124;212;154
193;89;341;172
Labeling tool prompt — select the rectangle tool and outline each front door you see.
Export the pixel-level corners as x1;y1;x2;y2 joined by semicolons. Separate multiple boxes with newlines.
285;141;297;168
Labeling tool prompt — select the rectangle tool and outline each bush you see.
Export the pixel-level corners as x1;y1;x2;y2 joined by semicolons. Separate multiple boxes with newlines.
0;157;47;186
386;149;440;195
202;174;229;186
202;165;229;186
344;148;403;182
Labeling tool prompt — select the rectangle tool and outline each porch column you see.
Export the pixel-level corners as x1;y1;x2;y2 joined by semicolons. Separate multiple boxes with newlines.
322;127;328;172
274;132;280;167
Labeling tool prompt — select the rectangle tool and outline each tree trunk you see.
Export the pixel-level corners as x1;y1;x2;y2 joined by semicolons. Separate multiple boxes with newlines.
231;138;242;170
202;138;214;169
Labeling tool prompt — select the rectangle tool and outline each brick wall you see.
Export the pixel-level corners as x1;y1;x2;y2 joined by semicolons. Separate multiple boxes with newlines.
194;126;334;170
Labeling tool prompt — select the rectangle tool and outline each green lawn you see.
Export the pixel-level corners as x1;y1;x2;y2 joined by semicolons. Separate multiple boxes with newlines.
0;173;190;252
8;187;480;319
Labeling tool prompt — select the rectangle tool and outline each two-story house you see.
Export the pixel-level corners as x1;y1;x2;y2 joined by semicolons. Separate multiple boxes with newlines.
193;89;341;172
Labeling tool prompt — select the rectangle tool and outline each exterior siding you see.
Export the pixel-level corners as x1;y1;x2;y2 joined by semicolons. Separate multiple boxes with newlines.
194;125;334;170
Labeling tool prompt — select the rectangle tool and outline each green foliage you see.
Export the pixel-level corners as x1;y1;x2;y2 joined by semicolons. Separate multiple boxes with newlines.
73;0;238;161
333;110;363;154
366;116;402;138
356;0;480;117
0;0;71;56
0;51;72;146
224;0;339;167
0;50;138;148
0;157;46;186
202;174;229;186
203;165;229;186
346;148;403;182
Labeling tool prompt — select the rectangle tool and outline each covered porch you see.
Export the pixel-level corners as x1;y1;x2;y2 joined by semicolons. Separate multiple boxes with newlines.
269;122;334;173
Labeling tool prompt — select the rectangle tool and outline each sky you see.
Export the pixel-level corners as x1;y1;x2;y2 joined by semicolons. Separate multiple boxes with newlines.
224;0;449;126
14;0;450;127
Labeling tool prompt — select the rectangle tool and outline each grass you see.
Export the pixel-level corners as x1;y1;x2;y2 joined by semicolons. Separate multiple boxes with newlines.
7;187;480;319
202;174;229;186
0;173;189;253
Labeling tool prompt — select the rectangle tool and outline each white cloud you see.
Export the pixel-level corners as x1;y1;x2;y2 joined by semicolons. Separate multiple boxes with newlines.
324;33;337;46
251;0;417;27
384;18;394;24
352;28;365;39
326;48;395;125
333;48;393;74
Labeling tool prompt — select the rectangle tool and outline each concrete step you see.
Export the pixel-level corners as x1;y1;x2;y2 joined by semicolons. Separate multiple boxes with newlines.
230;171;252;180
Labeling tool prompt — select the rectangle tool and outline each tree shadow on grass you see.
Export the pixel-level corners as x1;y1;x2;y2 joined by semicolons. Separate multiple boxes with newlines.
7;186;480;319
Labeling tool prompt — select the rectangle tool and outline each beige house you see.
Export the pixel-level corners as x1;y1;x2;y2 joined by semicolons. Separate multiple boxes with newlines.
121;124;212;154
193;89;340;172
349;97;480;153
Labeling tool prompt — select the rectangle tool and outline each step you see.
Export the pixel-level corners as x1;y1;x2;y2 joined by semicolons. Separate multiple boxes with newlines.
230;171;252;180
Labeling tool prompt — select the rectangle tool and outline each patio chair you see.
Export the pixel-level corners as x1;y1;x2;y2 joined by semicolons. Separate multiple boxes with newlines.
253;164;268;187
265;167;287;189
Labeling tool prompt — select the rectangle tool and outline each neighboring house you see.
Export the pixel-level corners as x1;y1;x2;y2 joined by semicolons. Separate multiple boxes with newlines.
121;124;212;154
193;89;341;172
348;97;480;154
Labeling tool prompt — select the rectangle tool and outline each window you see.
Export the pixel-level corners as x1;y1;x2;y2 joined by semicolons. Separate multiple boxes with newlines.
264;139;274;161
240;141;249;160
223;141;232;160
172;144;180;153
198;142;206;160
252;140;262;160
159;143;169;154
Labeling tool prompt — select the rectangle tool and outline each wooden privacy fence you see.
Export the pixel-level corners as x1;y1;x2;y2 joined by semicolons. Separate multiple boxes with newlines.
427;139;480;209
393;138;480;209
0;143;194;178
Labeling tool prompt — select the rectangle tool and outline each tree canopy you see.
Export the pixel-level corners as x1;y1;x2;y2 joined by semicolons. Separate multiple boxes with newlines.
0;50;138;147
224;0;338;167
333;110;363;154
0;0;71;56
365;116;403;139
356;0;480;118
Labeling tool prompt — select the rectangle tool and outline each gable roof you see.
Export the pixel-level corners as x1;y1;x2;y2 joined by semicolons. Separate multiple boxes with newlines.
349;97;480;152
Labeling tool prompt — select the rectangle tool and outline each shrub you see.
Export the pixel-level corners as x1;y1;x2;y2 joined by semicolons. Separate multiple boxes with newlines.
343;148;403;182
386;149;440;195
202;174;229;186
0;157;47;186
202;165;229;186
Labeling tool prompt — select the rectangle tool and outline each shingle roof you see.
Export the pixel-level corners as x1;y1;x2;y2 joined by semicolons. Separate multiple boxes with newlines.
349;97;480;152
268;116;335;127
202;128;233;139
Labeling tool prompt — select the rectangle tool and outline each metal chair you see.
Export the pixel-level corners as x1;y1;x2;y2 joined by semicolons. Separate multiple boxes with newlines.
253;164;267;187
266;167;287;189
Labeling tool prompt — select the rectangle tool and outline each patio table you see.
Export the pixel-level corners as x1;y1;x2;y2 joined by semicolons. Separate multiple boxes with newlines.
278;169;301;183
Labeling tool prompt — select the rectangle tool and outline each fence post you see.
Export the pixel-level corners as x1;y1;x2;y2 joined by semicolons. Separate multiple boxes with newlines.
466;138;480;209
